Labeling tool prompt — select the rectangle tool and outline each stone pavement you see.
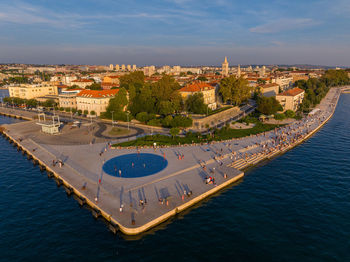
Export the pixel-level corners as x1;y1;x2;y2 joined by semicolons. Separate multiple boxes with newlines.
0;87;344;234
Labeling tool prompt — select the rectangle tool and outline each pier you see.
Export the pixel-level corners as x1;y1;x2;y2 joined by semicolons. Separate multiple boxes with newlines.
0;87;344;235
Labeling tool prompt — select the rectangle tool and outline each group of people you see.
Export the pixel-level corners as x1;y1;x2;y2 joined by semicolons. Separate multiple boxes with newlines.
52;159;64;168
228;92;338;166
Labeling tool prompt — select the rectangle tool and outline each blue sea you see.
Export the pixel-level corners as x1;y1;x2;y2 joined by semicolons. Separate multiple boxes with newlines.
1;90;350;261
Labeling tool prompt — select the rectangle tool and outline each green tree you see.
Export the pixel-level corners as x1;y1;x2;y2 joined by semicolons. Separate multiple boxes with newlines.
185;93;208;114
158;101;174;116
170;115;193;128
274;113;286;120
105;88;128;118
43;99;55;108
152;75;182;114
129;85;156;115
170;127;180;138
257;78;266;85
83;110;89;115
147;118;162;126
197;76;208;82
219;76;252;106
257;96;283;115
284;110;296;118
26;99;38;107
136;112;149;123
119;71;145;89
8;76;29;84
162;115;173;127
87;83;102;90
90;110;96;115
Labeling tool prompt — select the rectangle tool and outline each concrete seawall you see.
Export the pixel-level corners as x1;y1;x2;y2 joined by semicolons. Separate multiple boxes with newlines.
0;126;244;235
0;111;32;121
230;87;343;171
0;87;344;235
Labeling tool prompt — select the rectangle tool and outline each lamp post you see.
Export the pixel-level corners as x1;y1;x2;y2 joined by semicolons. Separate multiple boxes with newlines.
111;111;114;127
127;112;129;130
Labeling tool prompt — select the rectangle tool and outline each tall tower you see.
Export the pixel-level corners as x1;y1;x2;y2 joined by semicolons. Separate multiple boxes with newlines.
237;64;241;77
222;57;229;77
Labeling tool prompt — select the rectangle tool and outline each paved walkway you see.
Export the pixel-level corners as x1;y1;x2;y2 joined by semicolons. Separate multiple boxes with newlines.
0;87;344;234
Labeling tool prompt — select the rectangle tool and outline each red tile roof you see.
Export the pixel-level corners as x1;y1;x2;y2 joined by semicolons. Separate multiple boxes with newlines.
179;82;215;92
105;75;121;79
72;79;94;83
278;87;304;96
77;89;119;98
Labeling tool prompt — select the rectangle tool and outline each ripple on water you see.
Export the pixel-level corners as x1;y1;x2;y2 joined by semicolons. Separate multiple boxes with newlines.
1;95;350;261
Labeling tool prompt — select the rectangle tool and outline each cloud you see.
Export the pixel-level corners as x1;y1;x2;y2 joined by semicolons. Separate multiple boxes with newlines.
0;2;174;28
1;43;349;67
250;18;319;34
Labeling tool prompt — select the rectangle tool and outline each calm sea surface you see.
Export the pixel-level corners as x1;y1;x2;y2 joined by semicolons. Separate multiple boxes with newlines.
1;90;350;262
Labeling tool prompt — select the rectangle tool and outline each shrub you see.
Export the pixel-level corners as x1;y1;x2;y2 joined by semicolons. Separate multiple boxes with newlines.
162;115;173;127
170;115;193;128
284;110;295;118
274;113;286;120
170;127;180;137
114;112;128;121
147;118;162;126
148;113;157;120
136;112;149;123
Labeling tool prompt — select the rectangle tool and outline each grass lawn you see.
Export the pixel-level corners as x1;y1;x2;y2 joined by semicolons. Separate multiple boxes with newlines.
114;122;282;147
108;127;131;136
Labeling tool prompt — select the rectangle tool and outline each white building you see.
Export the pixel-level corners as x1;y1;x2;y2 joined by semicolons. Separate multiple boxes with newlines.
276;87;305;111
143;66;156;76
9;84;58;99
274;76;293;91
76;89;119;116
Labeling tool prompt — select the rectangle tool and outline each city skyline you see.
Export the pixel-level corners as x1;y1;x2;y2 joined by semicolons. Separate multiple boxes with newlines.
0;0;349;66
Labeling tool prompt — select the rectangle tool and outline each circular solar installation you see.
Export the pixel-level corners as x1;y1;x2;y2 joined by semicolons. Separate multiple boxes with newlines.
102;153;168;178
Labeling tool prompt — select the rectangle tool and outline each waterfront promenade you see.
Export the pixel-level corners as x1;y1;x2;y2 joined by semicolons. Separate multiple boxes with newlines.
0;87;343;235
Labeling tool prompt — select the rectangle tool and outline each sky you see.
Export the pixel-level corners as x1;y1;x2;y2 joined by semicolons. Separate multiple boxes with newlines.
0;0;349;66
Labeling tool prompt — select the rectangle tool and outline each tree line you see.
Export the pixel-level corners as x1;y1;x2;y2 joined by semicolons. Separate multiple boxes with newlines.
102;72;209;128
295;69;350;112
